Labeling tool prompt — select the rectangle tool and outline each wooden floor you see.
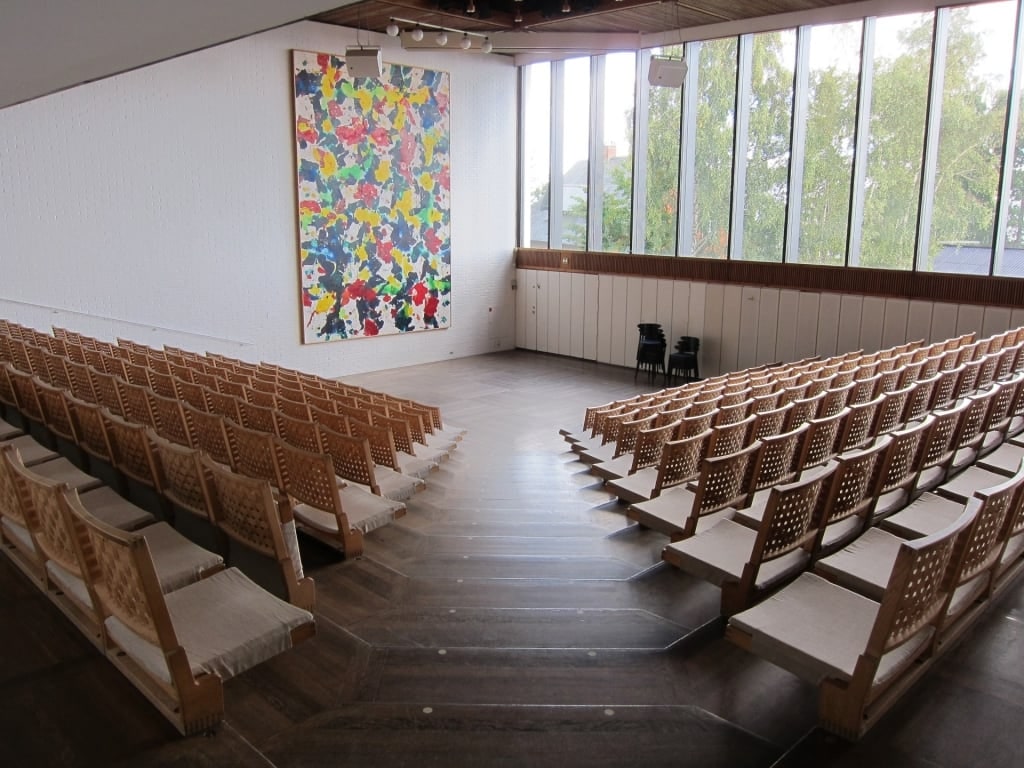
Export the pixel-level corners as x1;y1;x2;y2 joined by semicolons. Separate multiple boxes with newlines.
3;350;1023;767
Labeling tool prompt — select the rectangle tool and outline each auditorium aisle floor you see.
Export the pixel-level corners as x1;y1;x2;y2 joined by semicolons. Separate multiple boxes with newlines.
2;350;1022;767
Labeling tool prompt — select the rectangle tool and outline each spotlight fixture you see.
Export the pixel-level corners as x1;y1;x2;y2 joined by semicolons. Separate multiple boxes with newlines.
514;8;523;22
436;30;448;46
385;20;400;37
410;26;424;42
345;47;383;78
466;0;476;13
460;34;472;50
562;0;571;12
482;38;493;54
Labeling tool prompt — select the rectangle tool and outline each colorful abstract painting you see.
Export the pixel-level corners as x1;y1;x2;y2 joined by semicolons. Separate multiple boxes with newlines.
293;50;451;343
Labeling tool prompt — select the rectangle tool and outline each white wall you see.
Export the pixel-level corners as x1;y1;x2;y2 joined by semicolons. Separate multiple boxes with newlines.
515;269;1024;376
0;21;518;377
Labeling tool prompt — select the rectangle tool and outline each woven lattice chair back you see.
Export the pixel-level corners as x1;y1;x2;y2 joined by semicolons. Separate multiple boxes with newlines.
714;399;754;428
596;408;637;446
171;378;206;411
749;425;808;496
785;391;825;429
831;369;857;387
179;405;231;468
214;377;247;399
9;368;43;422
43;349;71;390
751;403;792;441
276;385;305;405
310;406;351;437
628;421;679;475
202;456;283;560
303;392;333;416
838;395;884;452
151;435;213;520
948;484;1019;601
652;429;712;496
0;445;36;529
675;410;714;439
277;397;311;421
236;400;277;434
224;421;281;487
371;412;417;456
243;386;277;408
0;363;18;412
275;411;323;454
337;402;374;426
756;468;833;564
35;380;76;442
249;377;277;394
102;411;159;488
277;440;345;520
87;367;125;416
876;418;931;497
317;425;378;492
873;385;913;436
800;408;848;469
930;365;964;409
805;376;837;399
123;361;151;388
347;418;400;470
16;465;83;583
749;391;782;415
146;391;193;448
688;443;761;533
145;369;176;398
819;438;890;529
654;405;689;428
115;379;156;427
67;398;115;463
202;389;240;423
613;414;657;459
995;344;1022;380
956;358;985;399
187;370;217;392
707;414;756;459
875;368;903;396
585;404;625;437
898;361;925;390
904;375;938;423
984;376;1020;435
955;390;996;451
688;395;723;417
818;383;854;419
848;374;880;406
918;401;964;473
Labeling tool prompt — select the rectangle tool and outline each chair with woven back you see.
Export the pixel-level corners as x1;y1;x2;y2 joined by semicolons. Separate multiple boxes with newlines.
0;445;47;583
865;416;933;526
370;411;443;470
751;402;793;442
316;423;423;502
584;412;658;473
115;377;157;428
627;442;760;542
182;404;236;470
42;347;71;391
145;390;193;448
783;390;825;430
732;424;811;529
837;395;885;453
86;366;126;417
274;439;404;559
66;486;314;735
201;456;315;612
663;464;834;616
274;411;324;454
595;419;680;490
706;413;757;459
277;397;312;422
101;410;167;516
8;365;50;445
727;487;969;739
347;416;437;480
223;420;282;490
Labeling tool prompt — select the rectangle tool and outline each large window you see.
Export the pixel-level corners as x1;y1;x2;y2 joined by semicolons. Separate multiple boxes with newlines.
517;1;1024;279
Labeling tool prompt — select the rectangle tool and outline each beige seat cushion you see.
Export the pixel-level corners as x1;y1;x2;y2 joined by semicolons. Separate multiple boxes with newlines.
294;485;404;536
576;441;618;466
977;441;1024;477
140;522;224;593
1;434;59;466
79;486;156;531
105;567;313;685
937;466;1007;504
1;516;36;555
606;466;659;505
395;454;438;479
0;417;21;440
815;527;907;602
46;559;93;609
729;572;933;686
879;492;964;539
371;466;425;502
591;453;637;482
30;458;104;494
664;519;810;591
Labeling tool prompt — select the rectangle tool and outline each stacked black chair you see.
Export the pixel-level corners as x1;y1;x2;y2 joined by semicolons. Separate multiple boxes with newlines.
667;336;700;384
635;324;667;384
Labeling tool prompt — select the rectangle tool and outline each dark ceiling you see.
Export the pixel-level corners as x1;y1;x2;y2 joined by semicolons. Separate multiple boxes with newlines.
312;0;858;37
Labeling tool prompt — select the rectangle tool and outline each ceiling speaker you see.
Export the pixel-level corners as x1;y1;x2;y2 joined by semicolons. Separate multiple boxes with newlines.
345;47;383;79
648;55;687;88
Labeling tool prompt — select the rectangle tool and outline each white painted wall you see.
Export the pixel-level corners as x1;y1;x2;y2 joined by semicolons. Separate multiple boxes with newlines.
0;21;518;377
515;269;1024;377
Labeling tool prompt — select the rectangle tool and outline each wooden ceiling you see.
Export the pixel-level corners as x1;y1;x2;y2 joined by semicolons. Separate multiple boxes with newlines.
312;0;858;37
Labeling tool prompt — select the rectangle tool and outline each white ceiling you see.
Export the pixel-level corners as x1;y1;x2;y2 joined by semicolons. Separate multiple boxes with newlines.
0;0;356;110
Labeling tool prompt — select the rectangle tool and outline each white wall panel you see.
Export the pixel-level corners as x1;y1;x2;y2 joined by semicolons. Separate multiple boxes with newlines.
775;289;799;364
881;298;909;351
688;282;707;378
719;284;743;375
702;283;725;378
814;292;841;360
956;304;985;338
756;287;780;366
569;273;586;358
837;295;863;355
930;303;959;343
737;286;760;370
522;269;538;350
514;268;528;349
582;274;600;360
671;281;691;352
609;276;629;367
859;296;885;353
982;306;1012;338
596;275;614;364
906;300;933;346
623;278;645;369
535;271;551;353
558;272;573;357
657;280;676;344
1012;307;1024;331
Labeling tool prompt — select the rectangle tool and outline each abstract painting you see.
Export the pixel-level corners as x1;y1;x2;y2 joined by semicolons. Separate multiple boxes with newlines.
293;50;451;343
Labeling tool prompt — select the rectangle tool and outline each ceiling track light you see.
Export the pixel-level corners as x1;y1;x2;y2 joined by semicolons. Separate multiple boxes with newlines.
460;34;473;50
435;29;448;46
410;26;424;41
385;20;400;37
388;16;495;53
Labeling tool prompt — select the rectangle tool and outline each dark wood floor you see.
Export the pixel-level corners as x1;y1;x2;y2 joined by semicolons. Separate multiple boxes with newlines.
3;350;1023;767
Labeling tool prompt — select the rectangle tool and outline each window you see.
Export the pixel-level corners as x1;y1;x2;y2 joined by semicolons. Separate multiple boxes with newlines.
557;57;591;250
643;45;683;256
521;63;551;248
595;52;636;253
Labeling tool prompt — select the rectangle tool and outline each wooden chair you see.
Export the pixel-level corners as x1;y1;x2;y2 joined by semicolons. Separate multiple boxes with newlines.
866;416;933;525
317;423;423;502
784;391;825;429
707;413;756;458
750;402;793;441
274;411;323;454
146;390;193;448
101;409;165;513
67;495;314;735
87;366;126;417
612;429;712;506
812;437;891;559
183;405;235;469
664;465;834;615
0;445;46;583
797;408;847;470
732;425;810;528
627;442;759;542
275;440;404;559
945;387;997;477
726;511;967;739
347;417;437;480
115;378;157;428
837;395;884;452
202;456;315;612
593;419;679;485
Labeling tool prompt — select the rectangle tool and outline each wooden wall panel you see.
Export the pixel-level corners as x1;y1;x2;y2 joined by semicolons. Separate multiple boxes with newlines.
583;274;599;360
956;304;985;337
930;303;958;343
881;298;909;351
609;276;629;367
775;289;799;364
906;300;933;345
569;273;585;359
719;284;743;375
535;270;551;353
756;287;780;365
737;285;760;370
703;283;725;378
859;296;885;353
596;275;614;364
815;292;841;359
837;295;863;356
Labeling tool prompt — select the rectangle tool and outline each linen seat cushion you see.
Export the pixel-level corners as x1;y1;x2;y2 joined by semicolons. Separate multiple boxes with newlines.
878;493;964;539
395;454;438;479
140;522;224;592
0;435;59;466
29;457;104;494
104;567;313;685
1;516;35;553
576;442;619;465
294;486;404;536
663;519;810;590
0;417;21;440
977;441;1024;476
815;527;907;602
936;466;1007;504
605;466;659;504
369;465;425;502
818;515;866;553
591;453;636;482
79;486;156;531
46;559;93;609
433;424;466;443
629;486;733;538
729;572;934;685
